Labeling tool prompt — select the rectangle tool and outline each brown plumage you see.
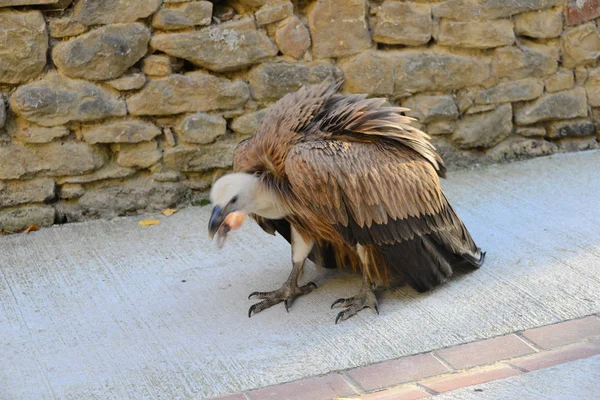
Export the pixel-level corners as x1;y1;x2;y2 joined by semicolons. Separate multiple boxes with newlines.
209;81;485;323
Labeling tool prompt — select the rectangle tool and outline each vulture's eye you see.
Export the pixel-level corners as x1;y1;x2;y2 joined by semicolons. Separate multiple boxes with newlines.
231;196;238;204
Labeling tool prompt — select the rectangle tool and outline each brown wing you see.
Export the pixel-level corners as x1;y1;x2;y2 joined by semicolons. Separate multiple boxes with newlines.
232;137;252;173
285;140;484;291
306;92;447;178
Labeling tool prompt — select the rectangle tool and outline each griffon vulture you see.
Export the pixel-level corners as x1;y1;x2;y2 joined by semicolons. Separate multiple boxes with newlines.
208;81;485;323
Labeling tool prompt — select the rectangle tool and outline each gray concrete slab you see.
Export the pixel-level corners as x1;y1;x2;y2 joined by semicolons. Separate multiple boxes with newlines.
438;355;600;400
1;150;600;400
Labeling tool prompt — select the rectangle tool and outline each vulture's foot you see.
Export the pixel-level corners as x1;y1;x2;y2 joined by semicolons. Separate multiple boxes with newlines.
247;281;317;317
331;286;379;324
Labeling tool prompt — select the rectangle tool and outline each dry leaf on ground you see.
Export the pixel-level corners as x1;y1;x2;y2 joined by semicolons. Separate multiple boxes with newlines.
161;208;177;216
139;219;160;227
23;225;40;233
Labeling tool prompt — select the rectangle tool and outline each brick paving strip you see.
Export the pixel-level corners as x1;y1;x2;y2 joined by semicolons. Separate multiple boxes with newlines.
212;315;600;400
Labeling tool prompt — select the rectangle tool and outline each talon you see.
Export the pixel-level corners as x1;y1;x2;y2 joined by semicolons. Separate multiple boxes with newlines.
331;298;345;309
332;285;379;324
246;279;315;318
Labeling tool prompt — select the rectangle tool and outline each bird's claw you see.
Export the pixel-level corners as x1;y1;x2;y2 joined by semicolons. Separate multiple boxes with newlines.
247;281;317;318
331;288;379;324
330;298;345;309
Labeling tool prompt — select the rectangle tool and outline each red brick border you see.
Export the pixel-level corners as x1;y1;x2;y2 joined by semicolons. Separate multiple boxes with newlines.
209;315;600;400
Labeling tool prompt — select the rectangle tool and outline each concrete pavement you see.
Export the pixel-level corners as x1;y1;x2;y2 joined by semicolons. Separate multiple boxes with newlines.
1;150;600;399
437;355;600;400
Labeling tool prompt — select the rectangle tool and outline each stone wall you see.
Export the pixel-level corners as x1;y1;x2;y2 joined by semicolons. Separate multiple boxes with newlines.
0;0;599;231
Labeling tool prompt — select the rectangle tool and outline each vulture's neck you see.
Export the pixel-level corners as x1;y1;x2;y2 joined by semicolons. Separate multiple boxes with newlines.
251;179;289;219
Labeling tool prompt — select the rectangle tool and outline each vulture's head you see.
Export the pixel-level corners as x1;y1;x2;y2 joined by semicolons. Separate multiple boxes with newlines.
208;173;257;248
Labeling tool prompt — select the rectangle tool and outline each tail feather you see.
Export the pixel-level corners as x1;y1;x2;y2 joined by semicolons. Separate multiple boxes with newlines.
379;231;485;293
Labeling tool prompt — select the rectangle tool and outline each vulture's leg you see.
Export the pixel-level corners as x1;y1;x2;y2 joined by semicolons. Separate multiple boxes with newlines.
331;244;379;324
248;227;316;317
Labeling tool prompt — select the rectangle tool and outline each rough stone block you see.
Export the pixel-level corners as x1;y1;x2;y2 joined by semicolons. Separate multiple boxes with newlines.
576;67;589;86
175;112;226;144
0;95;5;128
566;0;600;26
514;88;588;125
453;103;512;149
585;68;600;107
49;17;87;38
372;2;432;46
0;10;48;84
465;104;497;115
248;60;342;101
151;17;278;72
82;120;161;144
547;119;596;139
183;170;225;191
6;118;69;143
432;0;564;21
556;137;600;152
153;172;182;183
0;141;104;179
0;0;59;5
488;137;557;163
393;49;491;96
308;0;371;59
59;183;84;199
492;43;558;80
56;165;134;184
545;70;575;93
106;73;146;91
152;1;213;30
0;145;38;179
436;19;515;49
78;178;185;217
163;138;239;172
236;0;266;7
52;23;150;81
275;16;311;59
141;55;181;77
255;0;293;26
74;0;162;25
0;205;55;232
402;95;458;123
10;72;127;127
475;78;544;104
231;109;268;136
562;23;600;68
127;71;249;116
37;141;106;176
339;51;394;96
0;178;55;208
427;120;456;135
116;141;162;169
516;127;546;137
515;7;562;38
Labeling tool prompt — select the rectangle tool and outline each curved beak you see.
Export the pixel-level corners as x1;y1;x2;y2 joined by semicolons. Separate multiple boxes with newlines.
208;205;224;239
